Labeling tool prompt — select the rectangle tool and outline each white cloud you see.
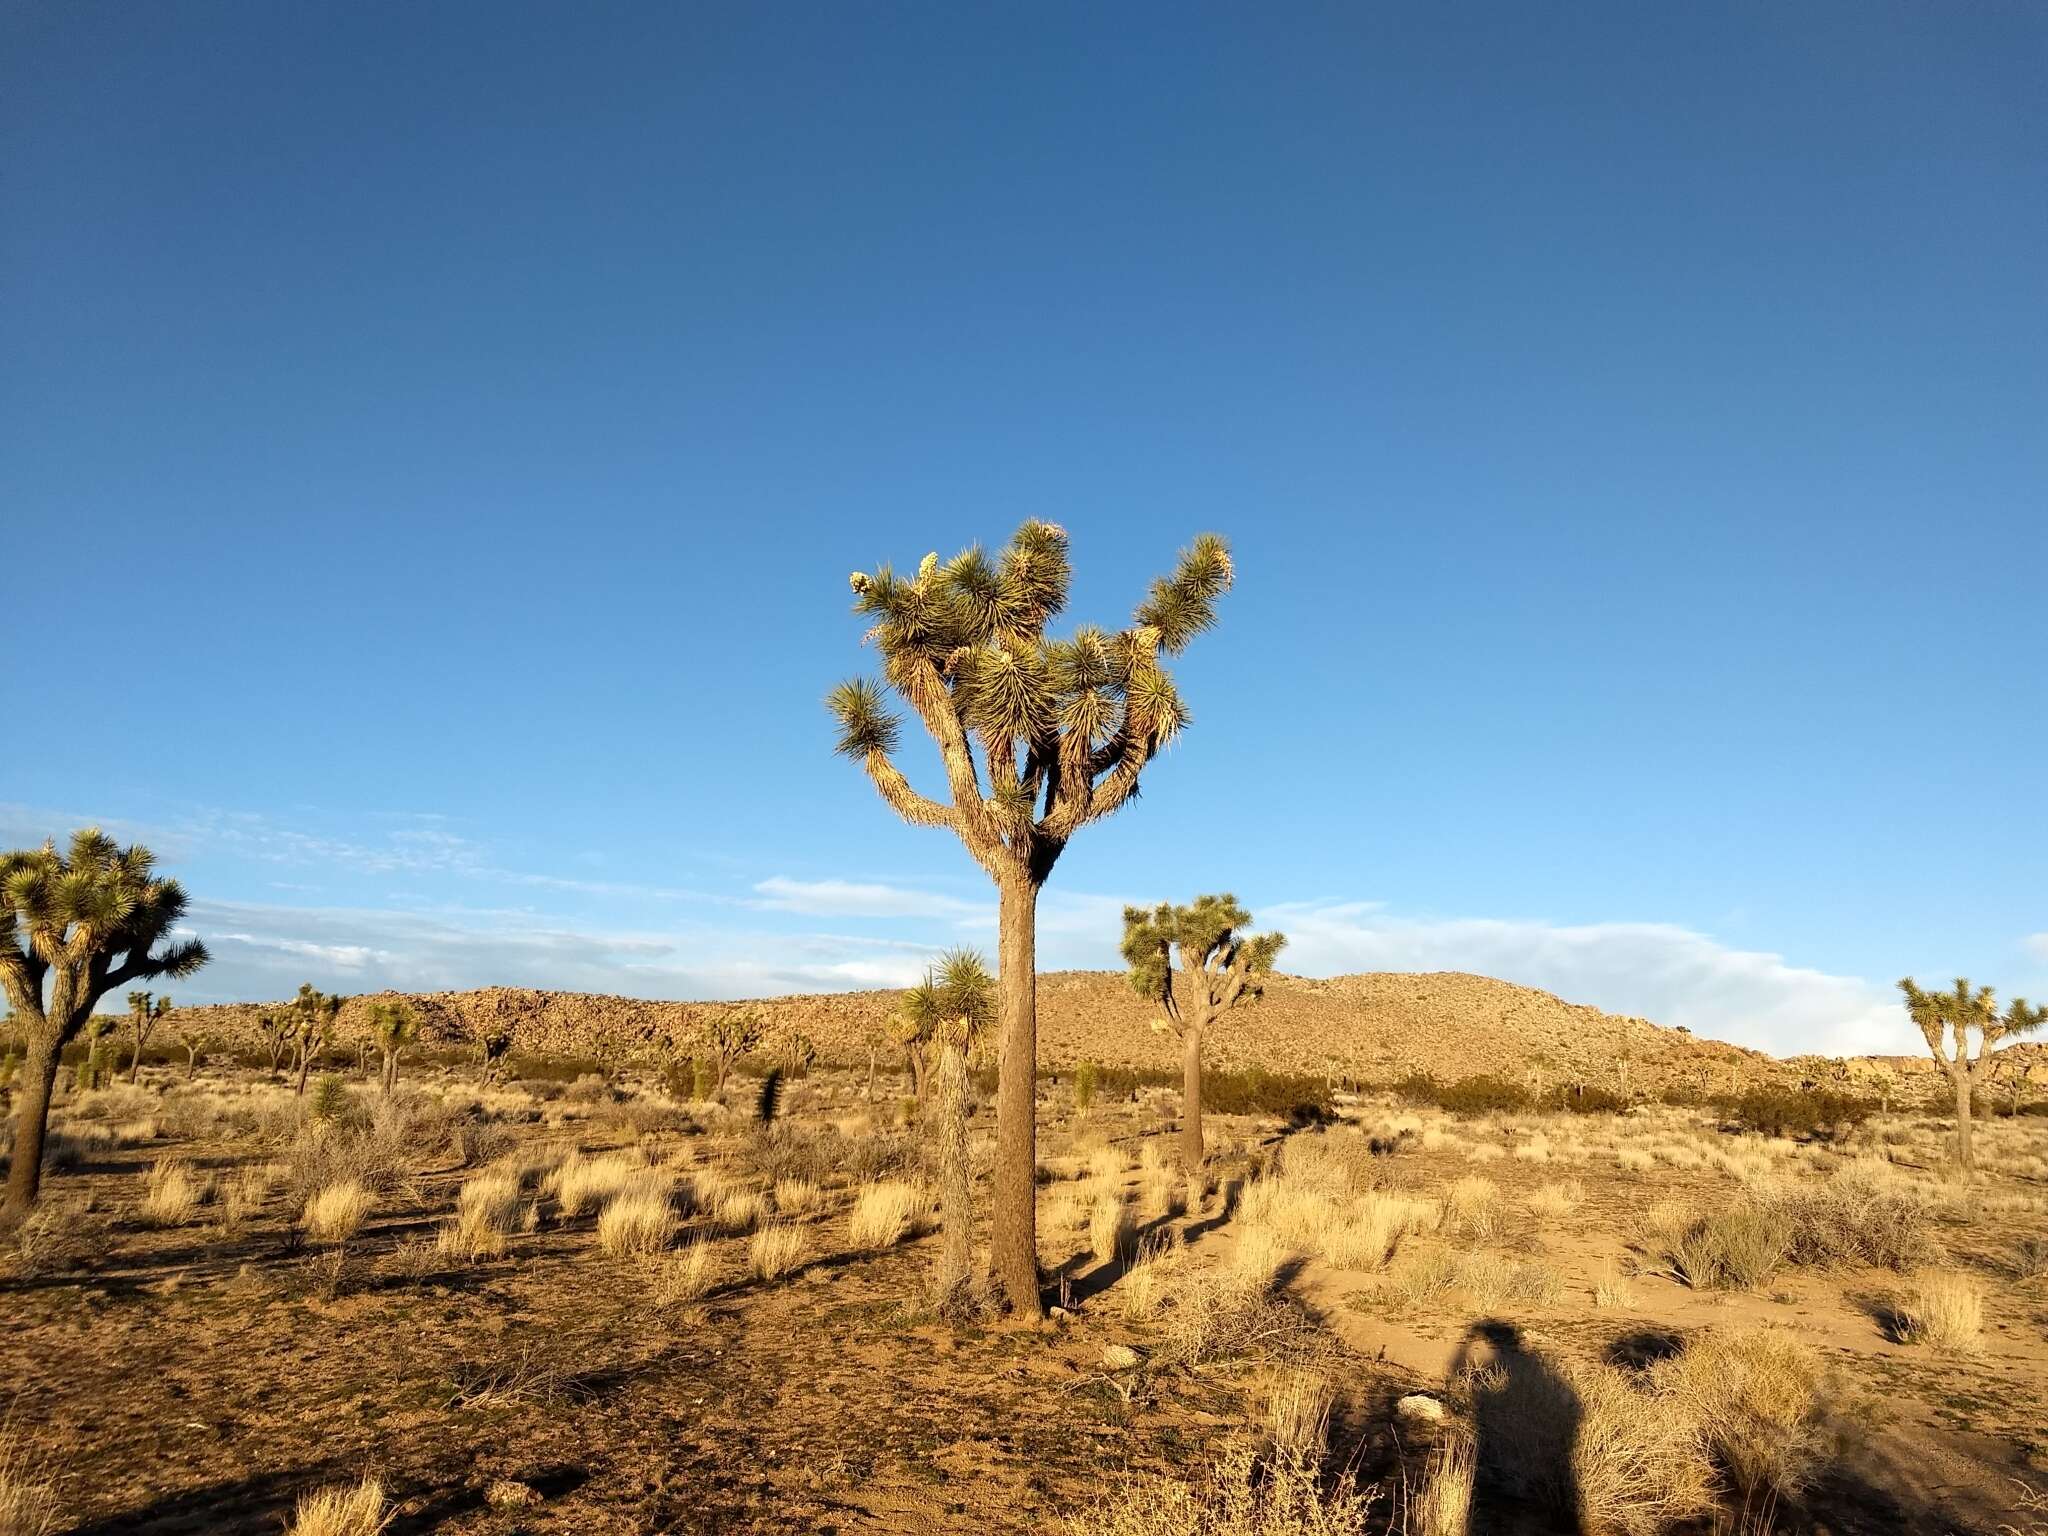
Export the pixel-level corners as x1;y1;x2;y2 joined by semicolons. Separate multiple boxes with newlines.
751;876;982;920
2026;933;2048;962
1263;901;1904;1057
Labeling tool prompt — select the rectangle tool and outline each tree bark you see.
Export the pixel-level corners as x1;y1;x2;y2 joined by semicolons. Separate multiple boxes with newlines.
934;1037;973;1304
3;1031;60;1221
1953;1066;1974;1178
127;1022;145;1084
990;876;1043;1319
382;1050;397;1096
1180;1023;1205;1174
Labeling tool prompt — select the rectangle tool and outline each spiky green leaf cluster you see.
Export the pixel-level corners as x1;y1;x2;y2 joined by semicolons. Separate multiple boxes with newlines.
1899;976;2046;1061
705;1007;764;1062
1121;894;1286;1025
367;1000;418;1050
830;525;1234;867
901;947;996;1049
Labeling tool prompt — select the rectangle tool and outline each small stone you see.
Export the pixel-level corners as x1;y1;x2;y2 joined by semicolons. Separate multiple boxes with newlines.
1395;1393;1445;1423
1048;1306;1075;1323
1101;1344;1142;1370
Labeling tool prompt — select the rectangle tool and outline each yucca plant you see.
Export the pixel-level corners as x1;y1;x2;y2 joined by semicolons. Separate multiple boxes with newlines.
367;1000;418;1095
0;830;209;1219
124;989;172;1084
78;1014;116;1092
902;948;996;1306
829;523;1234;1315
1899;977;2045;1178
290;984;344;1097
1122;895;1286;1172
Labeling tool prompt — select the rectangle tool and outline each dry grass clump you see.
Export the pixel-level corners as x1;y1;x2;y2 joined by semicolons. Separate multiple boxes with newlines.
747;1222;809;1281
545;1150;646;1220
0;1429;61;1536
1064;1434;1373;1536
1524;1179;1584;1219
1089;1192;1135;1263
1403;1433;1474;1536
300;1180;373;1245
1892;1268;1984;1352
1456;1253;1564;1310
1659;1202;1790;1291
139;1157;212;1227
1768;1162;1941;1271
1123;1229;1188;1320
1317;1192;1436;1273
596;1177;677;1256
651;1240;718;1306
1157;1265;1320;1369
712;1188;767;1236
439;1166;524;1260
1593;1264;1637;1309
1653;1327;1826;1501
219;1163;277;1230
772;1177;823;1217
1444;1176;1504;1239
284;1475;389;1536
1382;1244;1460;1309
849;1179;925;1249
1264;1371;1334;1461
1616;1147;1655;1173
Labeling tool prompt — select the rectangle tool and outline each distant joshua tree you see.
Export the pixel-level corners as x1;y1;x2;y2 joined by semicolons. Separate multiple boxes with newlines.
474;1023;514;1085
367;1000;419;1095
779;1031;818;1080
124;990;172;1084
1898;977;2045;1178
257;1010;293;1075
0;831;209;1220
902;948;995;1307
179;1029;218;1080
888;997;936;1105
702;1008;763;1095
1120;896;1285;1173
829;523;1234;1316
290;984;344;1097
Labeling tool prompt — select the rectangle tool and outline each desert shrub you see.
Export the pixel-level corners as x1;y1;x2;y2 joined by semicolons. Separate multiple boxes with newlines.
1666;1202;1790;1291
1088;1192;1134;1263
747;1222;808;1280
1525;1179;1584;1219
1203;1069;1333;1121
849;1179;925;1249
596;1179;677;1256
1554;1085;1628;1115
1766;1163;1940;1271
564;1073;616;1104
1444;1175;1505;1240
1654;1327;1826;1500
301;1180;374;1245
546;1151;645;1219
1893;1268;1984;1352
1722;1085;1872;1139
1437;1076;1533;1116
1404;1432;1474;1536
284;1475;388;1536
139;1157;211;1227
772;1177;823;1216
1158;1266;1322;1369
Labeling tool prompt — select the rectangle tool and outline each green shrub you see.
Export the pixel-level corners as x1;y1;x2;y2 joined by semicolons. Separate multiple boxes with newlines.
1555;1084;1629;1115
1398;1074;1532;1116
310;1073;349;1124
1074;1060;1099;1111
1203;1069;1333;1121
1723;1086;1872;1139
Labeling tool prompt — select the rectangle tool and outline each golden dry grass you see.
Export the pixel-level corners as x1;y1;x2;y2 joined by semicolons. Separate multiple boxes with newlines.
596;1179;676;1256
651;1240;718;1305
139;1157;209;1227
747;1222;809;1281
849;1180;924;1249
1895;1268;1985;1353
284;1475;389;1536
300;1180;373;1245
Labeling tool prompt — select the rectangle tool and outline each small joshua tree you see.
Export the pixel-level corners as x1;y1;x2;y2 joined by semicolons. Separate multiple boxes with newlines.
368;1000;418;1095
1121;896;1285;1173
1899;977;2045;1178
78;1014;116;1092
830;523;1235;1315
703;1008;763;1095
902;948;995;1307
0;831;209;1219
474;1023;514;1085
290;984;344;1098
179;1029;217;1081
888;1000;936;1105
257;1010;293;1075
124;990;172;1084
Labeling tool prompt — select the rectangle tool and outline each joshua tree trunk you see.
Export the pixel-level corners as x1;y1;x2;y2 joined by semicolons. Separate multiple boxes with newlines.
935;1037;973;1304
382;1049;398;1096
1181;1023;1205;1174
127;1023;145;1084
1952;1065;1974;1176
3;1033;61;1220
990;877;1041;1318
296;1044;314;1097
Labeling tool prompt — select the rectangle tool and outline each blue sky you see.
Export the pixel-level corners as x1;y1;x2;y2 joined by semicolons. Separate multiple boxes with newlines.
4;3;2042;1055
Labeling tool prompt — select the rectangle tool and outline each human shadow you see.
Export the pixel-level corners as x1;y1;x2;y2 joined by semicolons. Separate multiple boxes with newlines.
1449;1319;1585;1535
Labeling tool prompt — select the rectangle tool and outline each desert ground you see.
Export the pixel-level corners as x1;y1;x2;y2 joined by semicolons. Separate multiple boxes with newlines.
2;1018;2045;1536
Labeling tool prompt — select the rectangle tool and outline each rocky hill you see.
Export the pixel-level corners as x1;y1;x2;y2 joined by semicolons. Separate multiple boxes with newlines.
173;970;1782;1092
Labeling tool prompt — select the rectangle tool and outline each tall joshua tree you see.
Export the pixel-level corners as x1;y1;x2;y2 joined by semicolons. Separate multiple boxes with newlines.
903;948;996;1307
290;984;344;1097
703;1008;764;1095
830;523;1234;1315
1899;977;2045;1178
368;1000;418;1095
1121;896;1285;1173
125;990;172;1084
0;831;208;1220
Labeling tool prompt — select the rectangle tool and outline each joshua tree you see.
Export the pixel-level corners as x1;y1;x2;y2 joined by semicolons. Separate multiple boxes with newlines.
1120;895;1285;1173
178;1029;217;1080
474;1023;514;1085
888;1001;936;1105
368;1000;418;1095
289;984;343;1097
257;1010;293;1075
703;1008;763;1095
830;523;1234;1315
1899;977;2046;1178
124;990;172;1083
778;1030;818;1080
901;949;995;1306
0;831;208;1220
